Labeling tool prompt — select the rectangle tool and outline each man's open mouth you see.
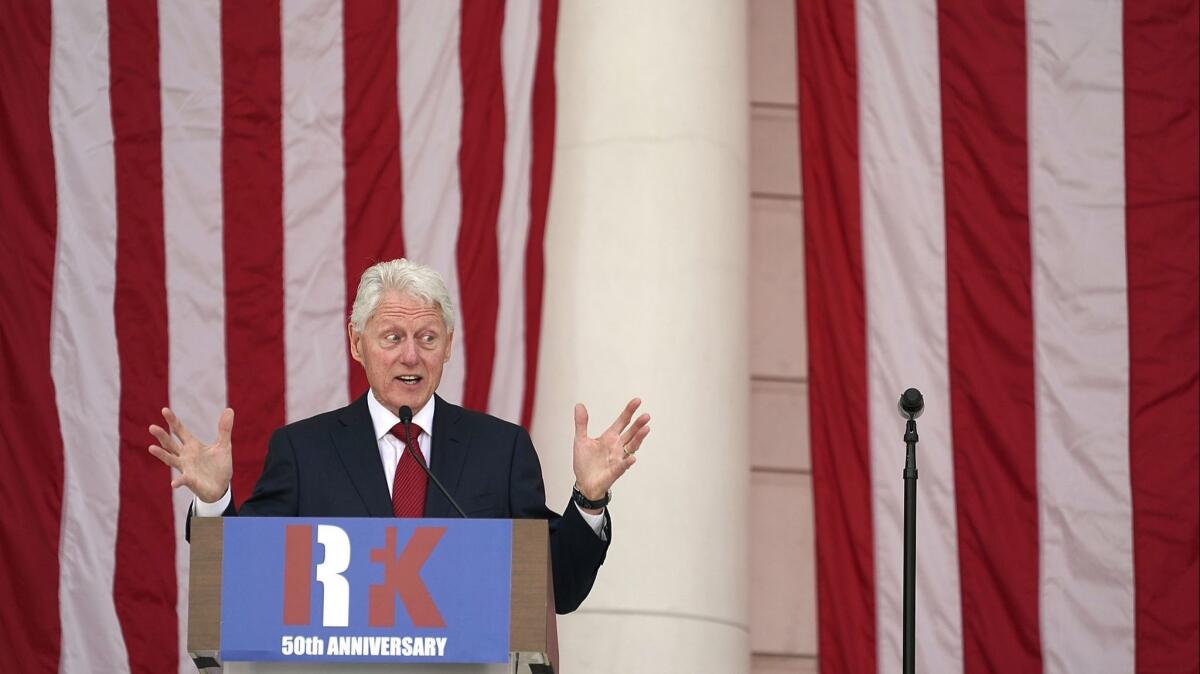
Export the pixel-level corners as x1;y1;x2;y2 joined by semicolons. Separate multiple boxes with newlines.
396;375;422;385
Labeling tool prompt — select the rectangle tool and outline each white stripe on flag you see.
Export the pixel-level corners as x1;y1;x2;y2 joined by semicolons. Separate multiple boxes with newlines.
283;0;350;423
1028;2;1136;671
51;0;130;670
857;0;963;672
159;1;225;669
487;0;540;423
399;0;466;406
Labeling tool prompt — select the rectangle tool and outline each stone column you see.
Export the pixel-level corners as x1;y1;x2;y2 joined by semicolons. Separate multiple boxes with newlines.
531;2;750;672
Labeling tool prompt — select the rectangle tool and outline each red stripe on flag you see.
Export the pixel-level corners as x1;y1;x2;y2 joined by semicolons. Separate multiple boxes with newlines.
0;2;63;670
522;0;557;428
108;0;177;669
795;2;875;671
1123;2;1200;671
457;0;505;412
937;2;1043;671
222;0;286;505
344;0;404;399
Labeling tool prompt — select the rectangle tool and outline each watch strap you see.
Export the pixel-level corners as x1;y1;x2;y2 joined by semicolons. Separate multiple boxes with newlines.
572;484;611;509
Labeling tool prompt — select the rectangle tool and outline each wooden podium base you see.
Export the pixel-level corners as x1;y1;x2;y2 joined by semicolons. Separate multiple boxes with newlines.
223;663;507;673
210;653;553;673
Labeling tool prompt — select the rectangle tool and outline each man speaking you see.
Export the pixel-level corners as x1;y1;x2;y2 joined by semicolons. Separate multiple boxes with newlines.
147;258;650;613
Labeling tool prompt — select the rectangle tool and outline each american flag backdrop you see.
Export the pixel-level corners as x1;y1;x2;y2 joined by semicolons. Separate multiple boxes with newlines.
798;1;1198;673
0;0;558;671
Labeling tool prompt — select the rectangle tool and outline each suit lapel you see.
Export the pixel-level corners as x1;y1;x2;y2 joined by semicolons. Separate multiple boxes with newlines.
426;394;469;516
331;394;393;517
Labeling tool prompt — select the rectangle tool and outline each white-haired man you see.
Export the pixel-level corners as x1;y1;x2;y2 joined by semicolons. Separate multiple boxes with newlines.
148;259;650;613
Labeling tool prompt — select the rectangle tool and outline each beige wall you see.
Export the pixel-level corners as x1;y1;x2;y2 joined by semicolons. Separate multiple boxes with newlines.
534;1;815;672
748;0;817;672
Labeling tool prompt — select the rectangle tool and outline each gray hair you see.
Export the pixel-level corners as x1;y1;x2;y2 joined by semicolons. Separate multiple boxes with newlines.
349;259;456;333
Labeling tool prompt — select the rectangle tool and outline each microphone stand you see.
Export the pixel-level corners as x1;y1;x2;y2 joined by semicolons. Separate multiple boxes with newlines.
902;410;919;674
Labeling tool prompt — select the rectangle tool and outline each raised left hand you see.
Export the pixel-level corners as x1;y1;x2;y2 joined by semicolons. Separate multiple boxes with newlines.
572;397;651;505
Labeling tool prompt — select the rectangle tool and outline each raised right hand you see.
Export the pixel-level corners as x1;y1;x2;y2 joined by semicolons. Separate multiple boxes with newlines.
148;407;234;504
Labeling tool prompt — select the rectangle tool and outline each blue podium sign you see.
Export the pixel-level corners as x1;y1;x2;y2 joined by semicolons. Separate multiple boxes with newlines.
218;518;512;664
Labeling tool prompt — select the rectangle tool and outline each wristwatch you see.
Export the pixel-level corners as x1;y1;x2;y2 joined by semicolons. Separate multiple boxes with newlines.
571;484;611;509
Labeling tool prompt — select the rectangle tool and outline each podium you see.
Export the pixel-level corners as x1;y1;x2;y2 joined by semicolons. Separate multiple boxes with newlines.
188;517;559;673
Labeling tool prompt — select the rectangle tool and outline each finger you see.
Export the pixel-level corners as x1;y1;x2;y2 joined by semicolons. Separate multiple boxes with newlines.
216;407;235;446
148;445;182;470
161;407;197;444
605;397;642;436
619;413;651;446
612;453;636;478
574;403;589;441
625;424;651;455
148;425;179;454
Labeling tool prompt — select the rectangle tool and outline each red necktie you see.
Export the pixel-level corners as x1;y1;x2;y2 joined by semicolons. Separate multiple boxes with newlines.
389;423;427;518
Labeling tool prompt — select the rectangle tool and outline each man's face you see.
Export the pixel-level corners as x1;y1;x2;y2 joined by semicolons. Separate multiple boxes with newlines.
348;291;452;415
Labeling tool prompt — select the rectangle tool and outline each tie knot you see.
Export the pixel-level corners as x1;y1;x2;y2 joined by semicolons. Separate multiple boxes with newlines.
390;422;424;444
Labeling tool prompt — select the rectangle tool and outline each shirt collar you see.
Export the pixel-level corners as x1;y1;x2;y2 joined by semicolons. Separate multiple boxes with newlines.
366;392;437;441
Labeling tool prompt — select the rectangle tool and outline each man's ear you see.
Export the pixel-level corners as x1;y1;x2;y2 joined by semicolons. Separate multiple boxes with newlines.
347;322;364;363
444;331;453;362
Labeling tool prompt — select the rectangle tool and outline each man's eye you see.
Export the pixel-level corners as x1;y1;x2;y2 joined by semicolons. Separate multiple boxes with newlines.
384;334;400;343
420;334;436;343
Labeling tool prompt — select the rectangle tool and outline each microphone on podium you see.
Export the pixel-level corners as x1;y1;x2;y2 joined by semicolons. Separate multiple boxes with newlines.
399;405;467;518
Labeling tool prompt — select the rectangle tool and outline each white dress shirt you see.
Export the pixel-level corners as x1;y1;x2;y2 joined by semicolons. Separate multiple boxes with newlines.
196;394;607;539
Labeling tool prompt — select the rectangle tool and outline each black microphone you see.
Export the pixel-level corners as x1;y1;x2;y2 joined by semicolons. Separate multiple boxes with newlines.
399;405;467;518
897;388;924;420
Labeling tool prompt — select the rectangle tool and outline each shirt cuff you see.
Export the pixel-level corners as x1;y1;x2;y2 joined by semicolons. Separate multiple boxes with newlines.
193;487;232;517
574;502;607;540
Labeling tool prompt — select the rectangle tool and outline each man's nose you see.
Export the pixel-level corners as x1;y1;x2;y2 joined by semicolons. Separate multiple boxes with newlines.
398;338;420;364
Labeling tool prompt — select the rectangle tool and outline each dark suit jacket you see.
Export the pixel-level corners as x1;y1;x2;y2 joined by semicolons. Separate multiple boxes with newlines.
192;394;609;613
